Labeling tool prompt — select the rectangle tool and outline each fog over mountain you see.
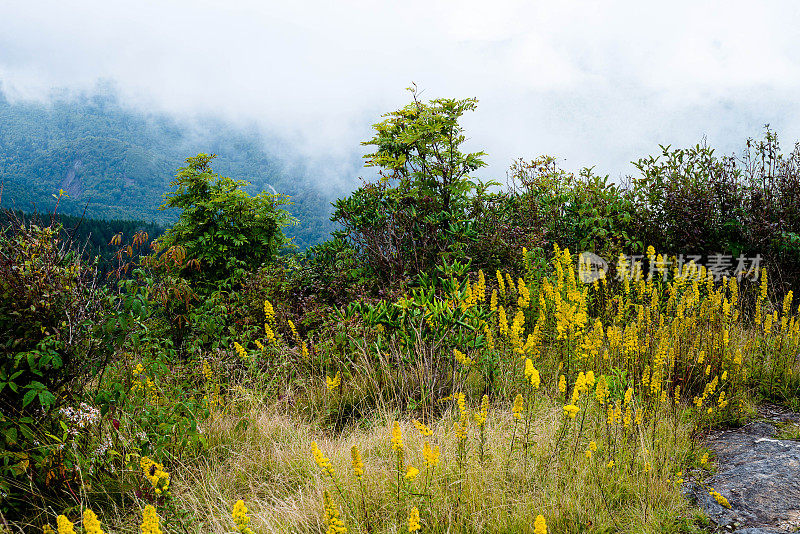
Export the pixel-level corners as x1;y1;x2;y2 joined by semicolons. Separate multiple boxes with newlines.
2;1;800;185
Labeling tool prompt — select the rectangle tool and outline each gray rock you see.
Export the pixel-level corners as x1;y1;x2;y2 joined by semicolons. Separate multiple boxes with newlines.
691;413;800;532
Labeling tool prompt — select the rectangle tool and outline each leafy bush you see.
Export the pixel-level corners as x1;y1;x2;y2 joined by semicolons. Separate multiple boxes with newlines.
0;213;113;511
156;153;297;288
332;87;486;285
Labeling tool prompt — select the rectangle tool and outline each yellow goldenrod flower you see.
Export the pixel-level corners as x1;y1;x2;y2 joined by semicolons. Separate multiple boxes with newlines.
140;457;170;496
232;500;254;534
517;277;531;308
563;404;580;419
606;459;614;469
412;419;433;437
323;491;348;533
311;441;335;477
558;375;566;393
233;341;248;360
644;461;651;473
512;394;524;420
454;348;473;366
44;526;55;534
524;358;534;380
391;421;403;452
700;452;709;465
709;489;731;509
82;509;105;534
351;446;364;479
408;506;421;533
326;373;341;391
140;505;163;534
254;339;265;351
422;441;440;467
595;376;607;404
56;516;76;534
202;360;213;381
529;367;541;389
405;465;420;481
534;514;547;534
498;306;509;337
474;394;489;428
287;319;300;342
263;300;275;324
585;370;595;388
264;323;277;345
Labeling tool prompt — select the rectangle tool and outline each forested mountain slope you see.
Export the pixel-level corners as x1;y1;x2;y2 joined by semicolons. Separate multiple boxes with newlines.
0;88;339;248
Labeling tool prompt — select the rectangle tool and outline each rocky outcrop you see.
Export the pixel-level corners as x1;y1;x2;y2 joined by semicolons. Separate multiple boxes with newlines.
686;405;800;533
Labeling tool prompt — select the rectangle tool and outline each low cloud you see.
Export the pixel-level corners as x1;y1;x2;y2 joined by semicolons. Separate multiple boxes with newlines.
2;0;800;184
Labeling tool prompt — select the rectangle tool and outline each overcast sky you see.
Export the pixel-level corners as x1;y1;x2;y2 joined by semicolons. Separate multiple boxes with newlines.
2;0;800;186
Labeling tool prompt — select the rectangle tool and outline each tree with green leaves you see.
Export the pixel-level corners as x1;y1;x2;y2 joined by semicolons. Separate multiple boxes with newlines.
156;154;296;286
332;86;487;283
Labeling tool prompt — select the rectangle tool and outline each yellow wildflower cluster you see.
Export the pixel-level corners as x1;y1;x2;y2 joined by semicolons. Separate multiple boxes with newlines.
408;506;421;532
233;341;248;360
323;491;347;533
524;358;540;389
140;505;163;534
263;299;277;345
413;419;433;436
534;514;547;534
512;393;524;420
454;348;473;366
391;421;404;452
326;372;341;391
351;446;364;479
422;441;440;467
232;499;254;534
56;516;75;534
311;441;336;478
453;393;470;440
140;457;170;496
474;394;489;428
709;488;731;509
82;509;105;534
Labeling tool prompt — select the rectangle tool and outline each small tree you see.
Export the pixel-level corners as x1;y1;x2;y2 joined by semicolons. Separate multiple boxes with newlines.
156;154;296;286
332;86;487;283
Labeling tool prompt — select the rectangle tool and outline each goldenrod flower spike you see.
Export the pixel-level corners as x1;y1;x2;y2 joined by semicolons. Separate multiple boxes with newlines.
534;514;547;534
351;446;364;479
709;488;731;509
422;441;440;467
405;465;420;480
391;421;403;452
311;441;336;477
408;506;421;532
140;505;163;534
82;509;106;534
232;500;255;534
512;394;524;420
326;372;341;391
413;419;433;437
323;491;348;533
56;516;76;534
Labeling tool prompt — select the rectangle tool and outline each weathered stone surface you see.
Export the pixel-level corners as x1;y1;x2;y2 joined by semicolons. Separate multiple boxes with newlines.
687;406;800;532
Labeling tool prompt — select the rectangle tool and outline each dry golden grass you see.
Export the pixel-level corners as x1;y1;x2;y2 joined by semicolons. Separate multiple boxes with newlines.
110;383;704;534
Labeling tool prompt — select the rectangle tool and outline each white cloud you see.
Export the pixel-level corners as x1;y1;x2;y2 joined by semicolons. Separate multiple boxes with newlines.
2;0;800;183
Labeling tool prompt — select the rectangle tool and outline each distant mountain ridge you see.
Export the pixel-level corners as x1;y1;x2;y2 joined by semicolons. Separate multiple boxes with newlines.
0;87;338;249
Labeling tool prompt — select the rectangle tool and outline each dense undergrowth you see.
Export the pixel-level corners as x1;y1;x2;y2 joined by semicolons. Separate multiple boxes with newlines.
3;88;800;533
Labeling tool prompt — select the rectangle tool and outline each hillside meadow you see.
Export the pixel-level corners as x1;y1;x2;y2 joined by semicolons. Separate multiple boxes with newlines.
3;90;800;533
